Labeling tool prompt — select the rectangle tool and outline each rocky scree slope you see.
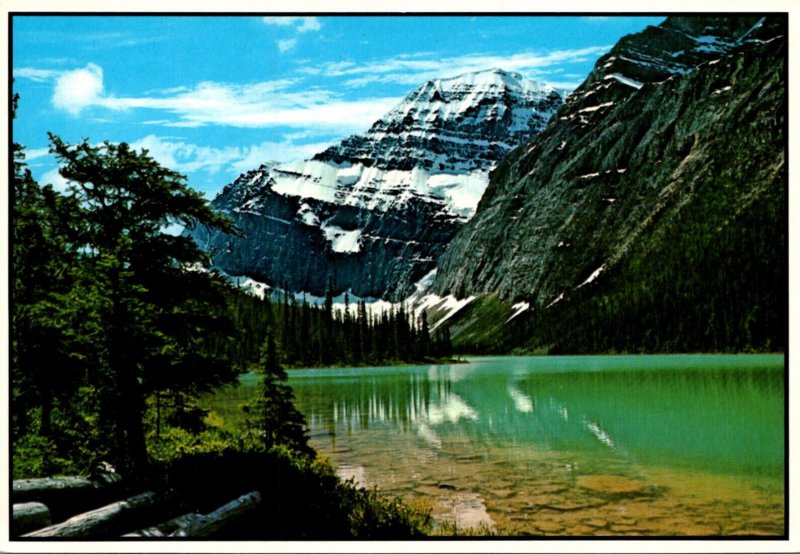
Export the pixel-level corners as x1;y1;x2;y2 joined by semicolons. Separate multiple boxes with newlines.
188;69;562;301
430;16;786;352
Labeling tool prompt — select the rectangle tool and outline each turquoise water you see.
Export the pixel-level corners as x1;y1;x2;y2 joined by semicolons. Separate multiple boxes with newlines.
289;355;783;477
208;354;785;535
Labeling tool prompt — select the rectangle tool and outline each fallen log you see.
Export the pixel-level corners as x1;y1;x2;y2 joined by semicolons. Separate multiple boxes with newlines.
123;513;203;537
170;491;262;538
14;475;102;499
13;472;123;521
23;491;158;538
12;502;51;536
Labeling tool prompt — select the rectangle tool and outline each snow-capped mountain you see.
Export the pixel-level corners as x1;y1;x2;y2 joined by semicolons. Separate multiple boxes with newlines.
188;69;563;300
314;68;562;215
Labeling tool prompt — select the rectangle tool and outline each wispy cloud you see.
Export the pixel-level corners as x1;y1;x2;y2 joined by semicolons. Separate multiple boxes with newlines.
263;16;321;54
18;42;610;139
130;134;242;174
32;134;336;200
21;147;51;161
129;134;335;176
101;81;399;132
262;16;321;33
277;38;297;53
228;140;334;173
314;45;612;89
16;29;164;50
13;67;60;82
26;62;399;132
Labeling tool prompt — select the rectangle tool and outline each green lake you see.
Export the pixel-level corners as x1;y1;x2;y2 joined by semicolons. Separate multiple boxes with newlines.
205;354;785;536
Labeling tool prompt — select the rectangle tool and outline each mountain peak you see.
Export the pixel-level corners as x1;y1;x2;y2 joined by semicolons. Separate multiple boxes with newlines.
426;67;556;97
314;68;563;175
439;67;523;84
191;67;565;301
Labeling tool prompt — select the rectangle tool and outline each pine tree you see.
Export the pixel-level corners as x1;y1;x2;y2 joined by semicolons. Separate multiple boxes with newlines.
11;98;94;442
358;301;369;363
257;330;311;455
419;311;431;359
299;295;311;366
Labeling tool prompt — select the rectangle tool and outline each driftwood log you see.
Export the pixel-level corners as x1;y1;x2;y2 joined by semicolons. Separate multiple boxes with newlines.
12;502;52;536
169;491;262;538
23;491;158;538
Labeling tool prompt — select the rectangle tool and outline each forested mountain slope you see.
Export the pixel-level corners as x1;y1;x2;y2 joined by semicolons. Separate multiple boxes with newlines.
429;16;786;353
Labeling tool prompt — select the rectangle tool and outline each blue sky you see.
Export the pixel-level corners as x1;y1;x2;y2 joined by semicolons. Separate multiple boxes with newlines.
12;15;665;198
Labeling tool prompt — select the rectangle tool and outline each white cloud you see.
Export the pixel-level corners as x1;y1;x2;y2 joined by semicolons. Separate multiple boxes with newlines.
128;134;336;177
130;135;242;174
296;17;321;33
52;63;104;115
319;45;612;90
263;16;321;53
262;16;296;27
13;67;60;82
20;147;51;161
32;135;339;200
277;38;297;53
229;140;334;173
40;167;71;193
262;16;321;33
82;74;400;133
36;42;603;133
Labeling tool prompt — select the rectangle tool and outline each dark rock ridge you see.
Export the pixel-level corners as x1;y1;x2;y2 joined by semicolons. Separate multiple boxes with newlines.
432;16;785;312
189;168;463;300
188;69;563;300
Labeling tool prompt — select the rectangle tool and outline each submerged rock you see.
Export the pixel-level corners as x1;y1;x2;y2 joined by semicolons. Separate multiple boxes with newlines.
576;475;657;498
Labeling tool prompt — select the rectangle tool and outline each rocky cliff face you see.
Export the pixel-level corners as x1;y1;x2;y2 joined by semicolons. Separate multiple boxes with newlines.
188;69;563;300
432;16;785;312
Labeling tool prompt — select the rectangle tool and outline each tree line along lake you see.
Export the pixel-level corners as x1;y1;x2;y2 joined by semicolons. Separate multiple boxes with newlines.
203;353;785;536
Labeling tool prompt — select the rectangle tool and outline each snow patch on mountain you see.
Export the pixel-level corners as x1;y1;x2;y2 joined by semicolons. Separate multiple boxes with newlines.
418;294;476;331
253;159;490;219
506;301;530;323
577;265;605;288
605;73;644;89
297;203;319;226
322;224;362;254
229;272;398;315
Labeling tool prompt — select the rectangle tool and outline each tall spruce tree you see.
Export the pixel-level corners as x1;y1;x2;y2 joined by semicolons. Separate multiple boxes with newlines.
47;135;238;473
13;130;78;440
257;330;310;455
11;94;101;450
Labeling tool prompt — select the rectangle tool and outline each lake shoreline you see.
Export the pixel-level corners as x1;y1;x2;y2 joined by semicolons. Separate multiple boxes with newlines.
284;351;786;372
284;356;469;371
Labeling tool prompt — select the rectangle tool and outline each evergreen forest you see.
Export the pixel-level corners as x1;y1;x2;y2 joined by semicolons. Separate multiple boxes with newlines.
10;95;438;537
